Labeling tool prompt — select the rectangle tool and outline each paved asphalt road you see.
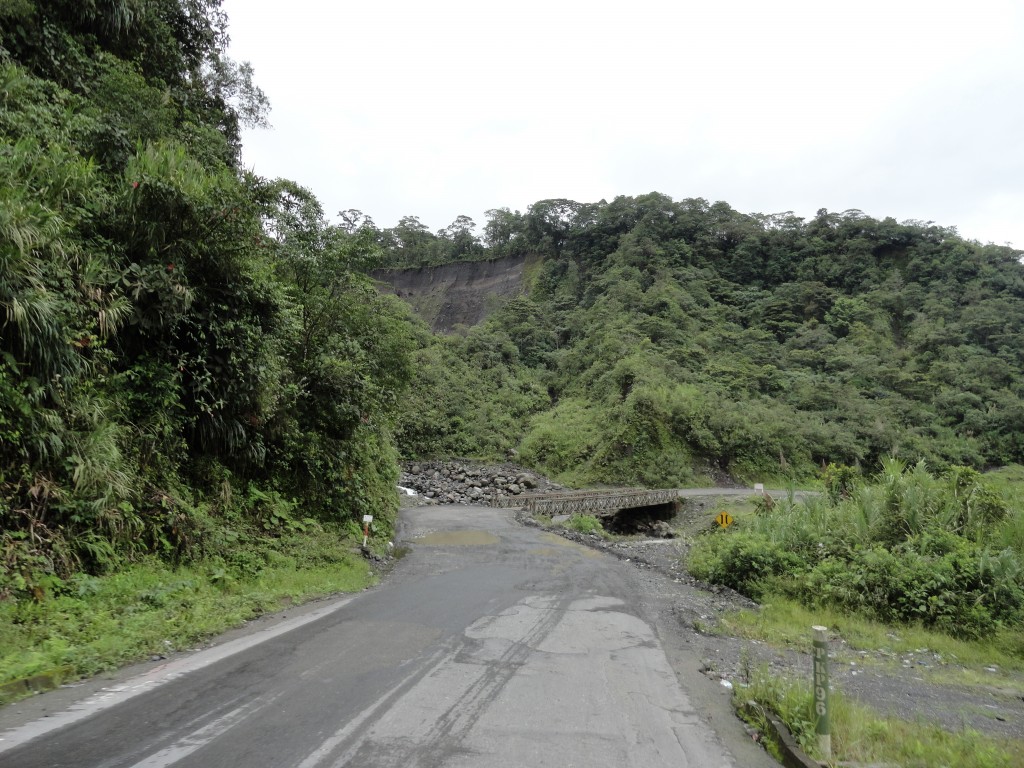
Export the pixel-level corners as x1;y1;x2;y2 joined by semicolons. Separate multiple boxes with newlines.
0;504;776;767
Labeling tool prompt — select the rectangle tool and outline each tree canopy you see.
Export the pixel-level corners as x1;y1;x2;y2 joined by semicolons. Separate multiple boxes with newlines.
1;0;415;598
384;194;1024;486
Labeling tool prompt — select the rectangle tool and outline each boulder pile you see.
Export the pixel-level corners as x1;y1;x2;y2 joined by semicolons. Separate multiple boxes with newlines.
400;461;563;505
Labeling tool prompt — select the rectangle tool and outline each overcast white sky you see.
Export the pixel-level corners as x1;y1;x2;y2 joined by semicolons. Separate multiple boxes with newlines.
222;0;1023;247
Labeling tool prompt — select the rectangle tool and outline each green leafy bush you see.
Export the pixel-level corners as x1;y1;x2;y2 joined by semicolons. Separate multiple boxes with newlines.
795;537;1022;638
688;531;810;600
1;10;412;611
564;514;606;536
689;463;1024;639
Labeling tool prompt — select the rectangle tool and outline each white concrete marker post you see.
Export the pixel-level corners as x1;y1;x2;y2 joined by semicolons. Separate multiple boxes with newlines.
812;625;832;761
362;515;373;547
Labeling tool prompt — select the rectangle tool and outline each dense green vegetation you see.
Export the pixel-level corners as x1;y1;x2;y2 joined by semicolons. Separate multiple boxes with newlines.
4;0;1024;709
691;468;1024;762
380;196;1024;486
374;197;1024;651
690;462;1024;641
0;0;414;631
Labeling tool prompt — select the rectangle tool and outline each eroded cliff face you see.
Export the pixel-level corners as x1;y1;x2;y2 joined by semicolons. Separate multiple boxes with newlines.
372;254;529;333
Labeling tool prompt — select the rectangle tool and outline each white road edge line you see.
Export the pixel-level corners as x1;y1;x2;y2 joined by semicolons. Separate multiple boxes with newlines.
127;692;281;768
0;595;357;755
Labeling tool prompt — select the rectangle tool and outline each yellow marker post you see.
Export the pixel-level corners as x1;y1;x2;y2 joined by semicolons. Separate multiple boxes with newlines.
715;511;733;528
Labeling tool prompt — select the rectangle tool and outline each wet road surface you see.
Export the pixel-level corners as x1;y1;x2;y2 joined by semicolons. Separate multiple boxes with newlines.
0;504;773;767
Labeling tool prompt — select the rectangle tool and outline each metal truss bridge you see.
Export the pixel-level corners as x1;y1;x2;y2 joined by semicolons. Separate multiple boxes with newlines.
496;488;682;517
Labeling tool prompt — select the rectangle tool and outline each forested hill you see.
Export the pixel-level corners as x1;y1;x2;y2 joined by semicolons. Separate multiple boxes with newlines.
380;197;1024;486
1;2;416;596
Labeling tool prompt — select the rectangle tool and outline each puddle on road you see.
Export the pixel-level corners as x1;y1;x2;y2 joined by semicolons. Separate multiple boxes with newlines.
415;530;499;547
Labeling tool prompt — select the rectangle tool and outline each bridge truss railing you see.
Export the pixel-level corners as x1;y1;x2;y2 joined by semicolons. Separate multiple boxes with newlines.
497;488;680;516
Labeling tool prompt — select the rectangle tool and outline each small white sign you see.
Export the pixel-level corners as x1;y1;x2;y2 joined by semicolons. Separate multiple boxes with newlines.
754;483;764;493
362;515;373;523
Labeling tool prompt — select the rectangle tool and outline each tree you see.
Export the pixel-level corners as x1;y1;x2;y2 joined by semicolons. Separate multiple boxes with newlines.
0;0;417;593
483;208;522;250
523;198;584;256
438;215;483;260
338;208;376;234
261;180;414;519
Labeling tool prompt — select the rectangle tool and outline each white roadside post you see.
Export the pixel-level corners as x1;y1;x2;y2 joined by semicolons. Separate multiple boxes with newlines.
362;515;373;547
812;625;832;760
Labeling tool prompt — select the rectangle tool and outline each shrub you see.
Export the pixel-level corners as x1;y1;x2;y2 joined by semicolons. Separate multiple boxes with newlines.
688;531;809;599
822;462;860;504
797;535;1023;639
565;514;606;536
688;461;1024;639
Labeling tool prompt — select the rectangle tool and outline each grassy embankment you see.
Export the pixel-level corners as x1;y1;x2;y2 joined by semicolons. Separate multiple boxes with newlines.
0;524;375;704
739;656;1019;768
725;596;1024;767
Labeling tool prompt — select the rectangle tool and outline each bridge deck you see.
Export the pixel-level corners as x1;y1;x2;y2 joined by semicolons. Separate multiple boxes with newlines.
497;488;681;516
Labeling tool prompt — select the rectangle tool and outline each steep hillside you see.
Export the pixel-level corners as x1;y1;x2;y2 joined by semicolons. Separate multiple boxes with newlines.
372;254;529;332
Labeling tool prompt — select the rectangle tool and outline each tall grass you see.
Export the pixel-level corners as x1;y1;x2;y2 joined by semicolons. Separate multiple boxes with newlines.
743;460;1018;554
721;597;1024;675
